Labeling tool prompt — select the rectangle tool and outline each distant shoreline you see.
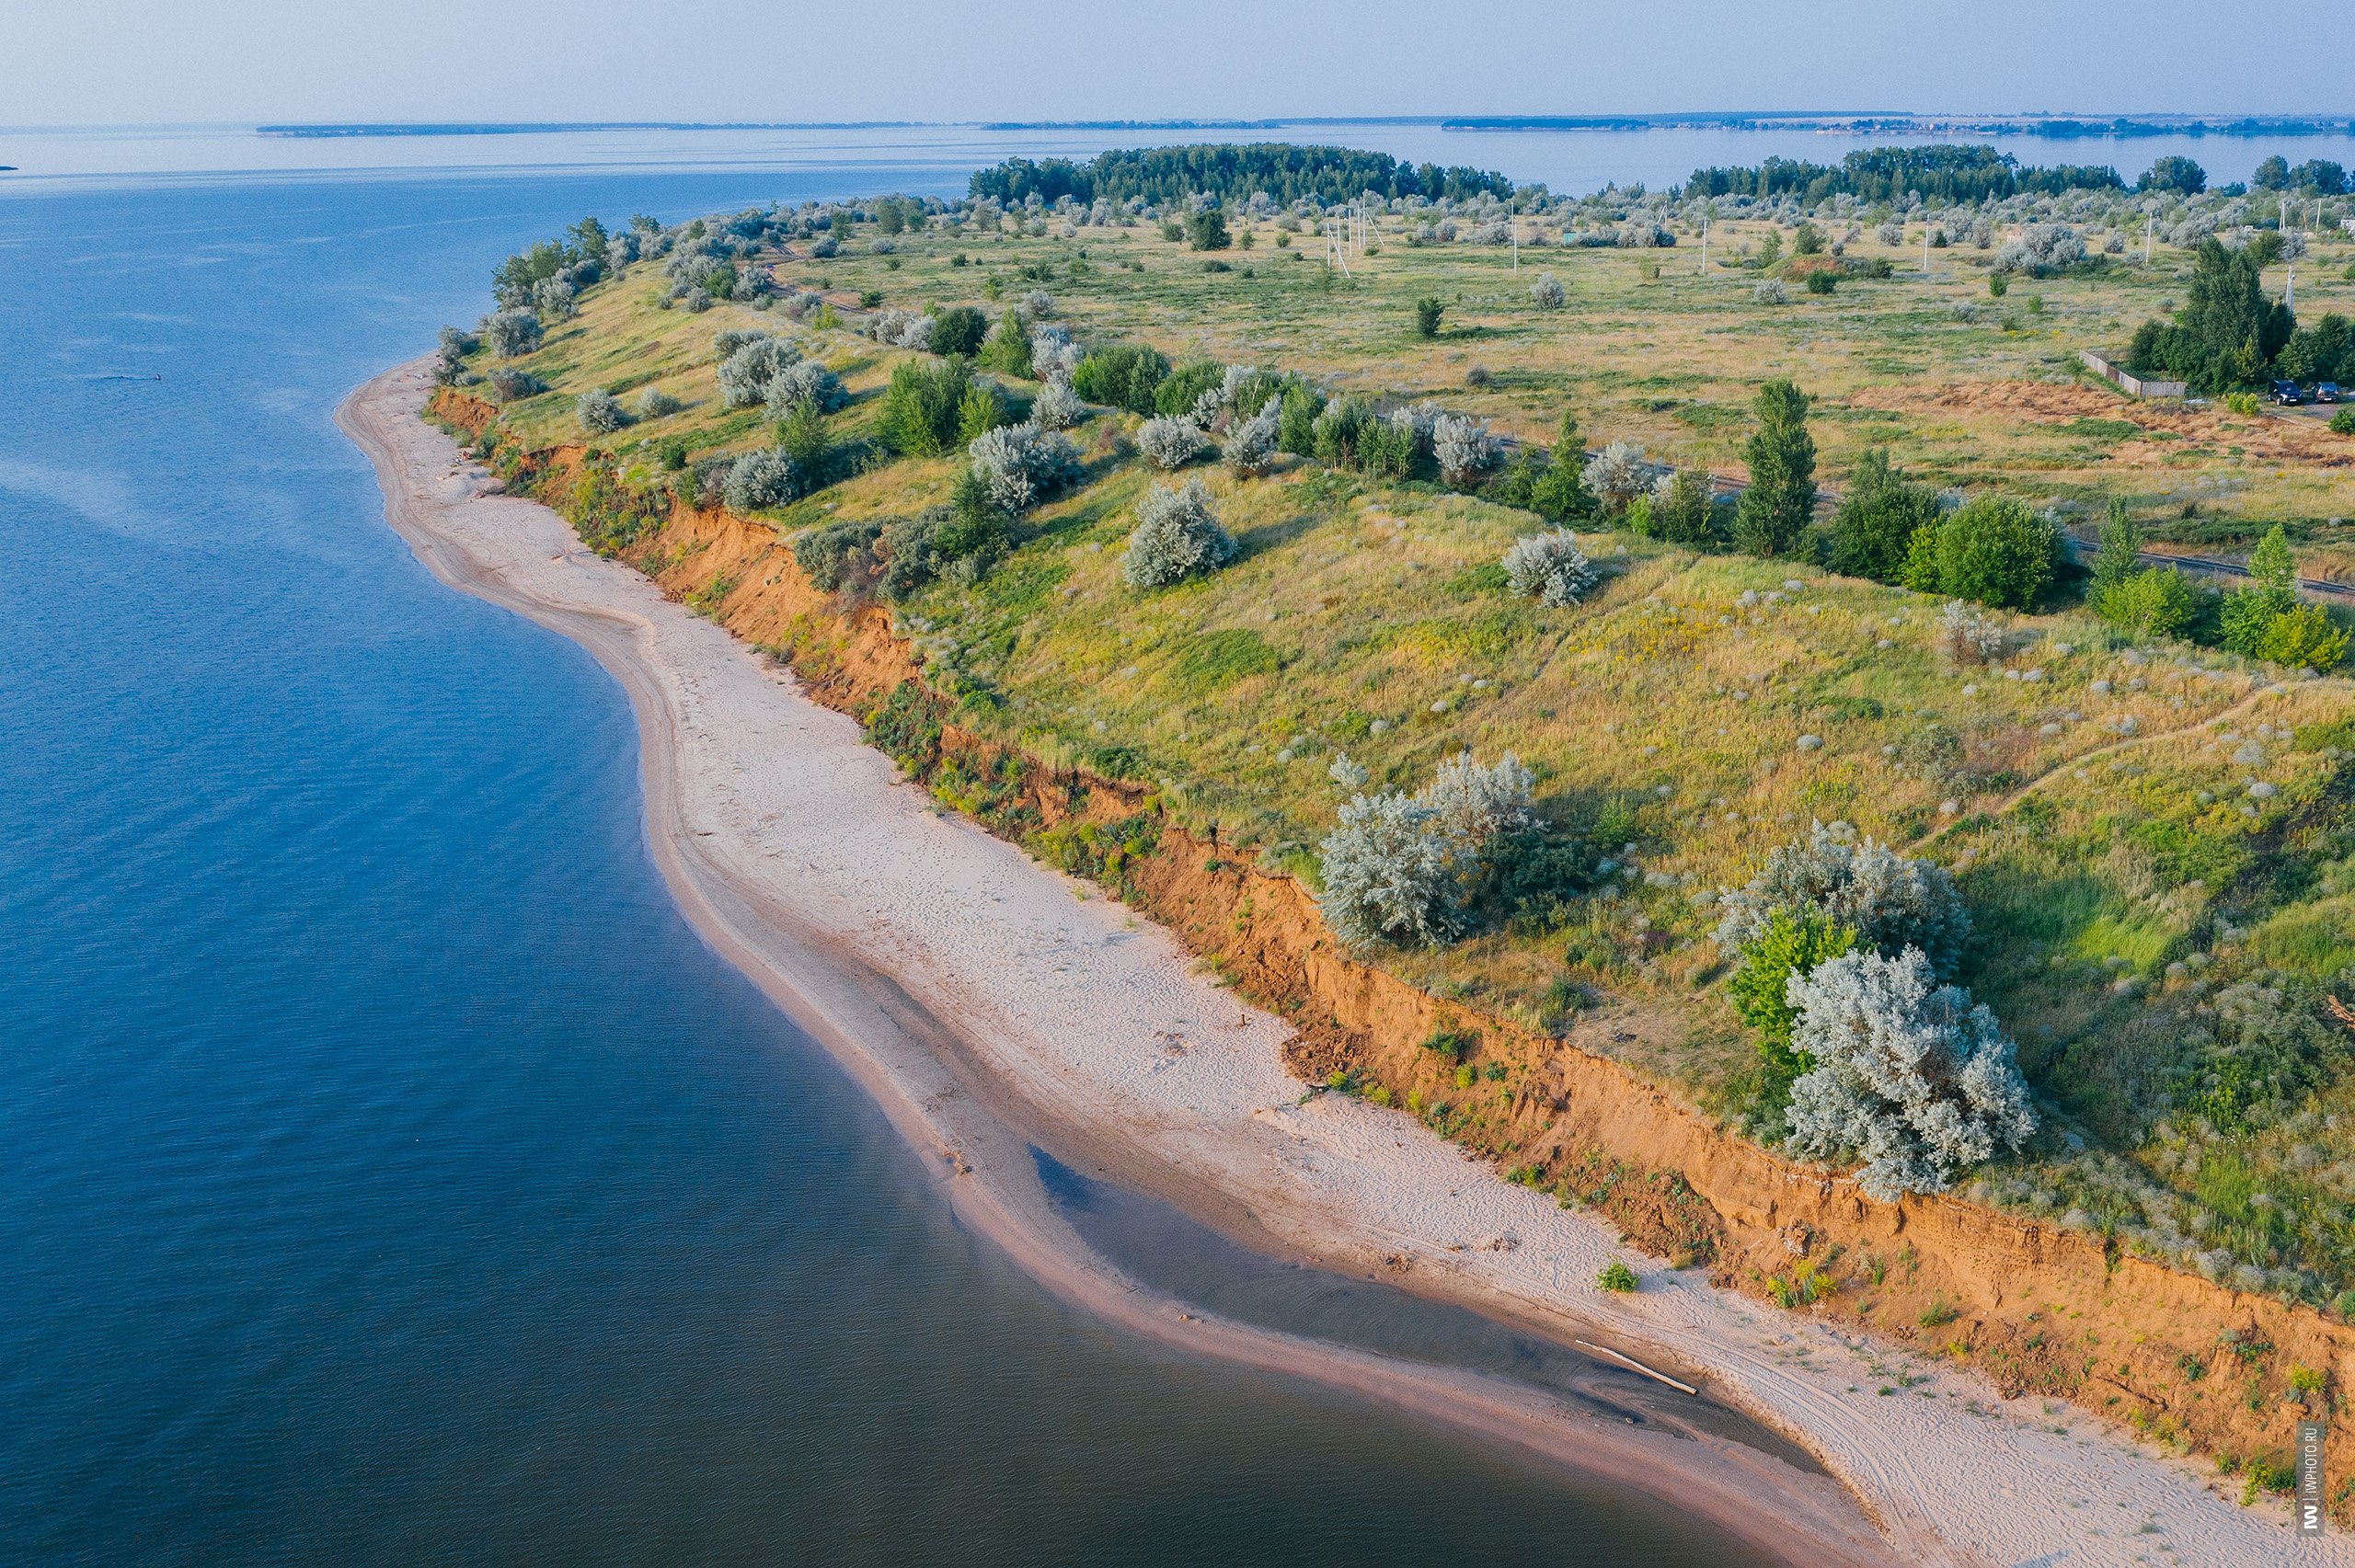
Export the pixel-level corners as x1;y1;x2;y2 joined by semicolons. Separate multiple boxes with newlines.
257;113;2355;141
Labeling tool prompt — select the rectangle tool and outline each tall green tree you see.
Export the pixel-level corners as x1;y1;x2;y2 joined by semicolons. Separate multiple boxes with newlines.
2126;237;2294;392
1732;380;1817;556
1825;449;1936;583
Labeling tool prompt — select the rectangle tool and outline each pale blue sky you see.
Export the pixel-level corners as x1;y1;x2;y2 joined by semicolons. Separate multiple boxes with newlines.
8;0;2354;127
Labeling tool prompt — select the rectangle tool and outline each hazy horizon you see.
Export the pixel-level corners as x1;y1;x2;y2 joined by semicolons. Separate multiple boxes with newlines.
12;1;2355;129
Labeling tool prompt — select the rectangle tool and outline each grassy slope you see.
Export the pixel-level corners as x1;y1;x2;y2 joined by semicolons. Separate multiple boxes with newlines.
466;212;2355;1302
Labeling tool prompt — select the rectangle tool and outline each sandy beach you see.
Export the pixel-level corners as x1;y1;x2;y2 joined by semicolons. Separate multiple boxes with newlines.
344;357;2339;1568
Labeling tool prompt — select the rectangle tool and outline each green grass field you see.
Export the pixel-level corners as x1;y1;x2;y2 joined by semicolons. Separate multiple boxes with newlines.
456;201;2355;1306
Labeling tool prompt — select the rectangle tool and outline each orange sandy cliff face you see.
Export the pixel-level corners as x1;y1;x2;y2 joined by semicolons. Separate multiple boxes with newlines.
429;386;2355;1516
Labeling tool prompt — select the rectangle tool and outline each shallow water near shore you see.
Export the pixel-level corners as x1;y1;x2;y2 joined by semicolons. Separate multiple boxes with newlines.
0;162;1786;1562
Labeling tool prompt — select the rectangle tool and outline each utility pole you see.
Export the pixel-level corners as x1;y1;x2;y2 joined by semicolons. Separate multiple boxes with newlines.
2284;196;2296;311
1923;212;1932;275
2144;202;2155;266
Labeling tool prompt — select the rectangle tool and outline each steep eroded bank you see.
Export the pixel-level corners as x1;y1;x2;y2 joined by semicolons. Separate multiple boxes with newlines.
432;385;2352;1519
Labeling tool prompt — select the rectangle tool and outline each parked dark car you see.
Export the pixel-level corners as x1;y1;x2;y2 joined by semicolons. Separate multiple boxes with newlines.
2271;379;2304;406
2318;382;2341;404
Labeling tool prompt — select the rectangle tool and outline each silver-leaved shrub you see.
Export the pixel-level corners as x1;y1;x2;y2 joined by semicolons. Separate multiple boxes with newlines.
1501;530;1597;607
1120;479;1235;588
1784;949;2036;1200
1716;820;1970;975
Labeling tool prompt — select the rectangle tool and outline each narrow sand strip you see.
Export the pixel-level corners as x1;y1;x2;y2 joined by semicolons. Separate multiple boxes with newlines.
344;360;2334;1568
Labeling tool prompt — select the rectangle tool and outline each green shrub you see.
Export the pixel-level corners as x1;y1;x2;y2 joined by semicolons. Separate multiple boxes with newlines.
1805;270;1837;296
1071;342;1169;415
1931;495;2059;609
879;356;972;455
1598;1261;1640;1293
1414;297;1445;338
930;305;989;358
1825;449;1935;583
2333;407;2355;434
1729;909;1859;1075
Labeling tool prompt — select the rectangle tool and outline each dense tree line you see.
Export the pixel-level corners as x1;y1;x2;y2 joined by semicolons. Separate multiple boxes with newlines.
1684;144;2123;204
968;143;1513;209
2125;235;2295;392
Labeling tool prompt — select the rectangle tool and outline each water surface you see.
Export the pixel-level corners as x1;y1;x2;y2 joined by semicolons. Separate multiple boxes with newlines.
0;165;1775;1562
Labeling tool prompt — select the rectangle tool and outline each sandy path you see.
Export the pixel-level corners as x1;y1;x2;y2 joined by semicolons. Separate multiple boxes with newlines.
344;360;2337;1568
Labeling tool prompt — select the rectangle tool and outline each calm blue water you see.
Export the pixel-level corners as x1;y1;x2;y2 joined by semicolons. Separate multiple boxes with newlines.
0;170;1773;1562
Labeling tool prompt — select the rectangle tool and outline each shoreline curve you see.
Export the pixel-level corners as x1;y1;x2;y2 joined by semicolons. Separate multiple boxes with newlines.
340;357;2329;1568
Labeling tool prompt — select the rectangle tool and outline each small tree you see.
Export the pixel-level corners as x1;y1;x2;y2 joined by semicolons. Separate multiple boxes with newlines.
1784;949;2037;1201
1728;909;1858;1077
1223;396;1282;476
764;360;847;418
2087;498;2142;607
1318;793;1458;948
2221;524;2303;656
776;398;830;476
1139;417;1210;471
957;381;1007;444
482;309;544;358
1717;820;1970;978
1640;468;1725;549
1932;496;2057;611
1581;441;1650;513
1121;479;1235;588
1032;379;1086;430
574;388;627;434
931;305;990;359
879;357;971;455
1186;209;1231;251
1432;414;1501;487
979;308;1034;378
722;448;799;512
1530;271;1566;308
2257;602;2350;671
968;422;1081;513
634;386;683;418
2100;566;2199;639
1731;379;1816;556
1501;530;1597;606
1414;297;1445;338
718;337;801;407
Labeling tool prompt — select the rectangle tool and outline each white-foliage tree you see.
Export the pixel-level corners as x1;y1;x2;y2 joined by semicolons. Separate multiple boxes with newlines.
712;327;769;361
1420;750;1534;842
718;337;802;407
1783;949;2037;1200
763;359;847;417
1019;289;1056;319
1318;753;1532;948
1388;399;1444;457
1581;441;1652;511
482;308;544;358
1753;279;1791;304
721;448;799;512
533;277;579;321
1222;396;1281;475
1319;794;1459;948
1029;324;1082;381
1501;530;1597;607
1715;820;1971;975
1994;222;2086;275
1139;416;1210;471
1529;271;1566;308
1120;478;1235;588
1432;413;1502;486
633;387;683;418
575;388;627;434
968;421;1082;513
1032;378;1086;430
